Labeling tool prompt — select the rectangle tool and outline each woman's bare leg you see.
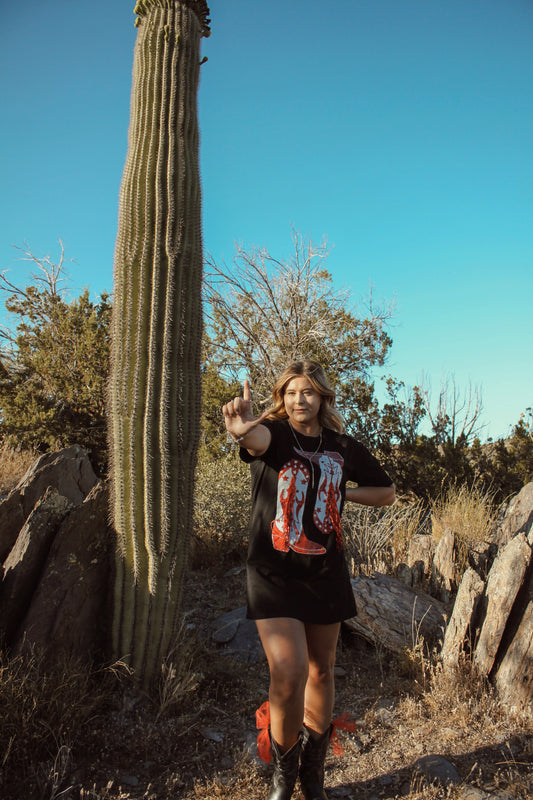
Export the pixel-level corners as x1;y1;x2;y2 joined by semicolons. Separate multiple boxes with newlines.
255;618;309;750
303;622;341;734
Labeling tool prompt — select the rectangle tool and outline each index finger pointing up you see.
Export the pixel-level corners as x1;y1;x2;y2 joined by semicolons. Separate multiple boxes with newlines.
243;378;252;402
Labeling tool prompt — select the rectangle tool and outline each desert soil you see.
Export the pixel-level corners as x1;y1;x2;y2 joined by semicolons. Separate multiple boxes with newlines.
6;566;532;800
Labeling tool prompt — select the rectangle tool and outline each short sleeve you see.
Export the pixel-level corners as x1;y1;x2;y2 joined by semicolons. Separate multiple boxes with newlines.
239;418;278;465
346;439;393;487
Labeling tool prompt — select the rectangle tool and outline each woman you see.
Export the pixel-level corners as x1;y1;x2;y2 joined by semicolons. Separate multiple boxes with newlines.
222;360;395;800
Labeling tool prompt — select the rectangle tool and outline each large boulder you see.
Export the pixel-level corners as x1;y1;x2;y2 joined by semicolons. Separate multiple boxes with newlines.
0;445;98;563
440;483;533;706
14;481;113;663
473;531;532;676
0;488;74;644
492;481;533;548
440;567;485;668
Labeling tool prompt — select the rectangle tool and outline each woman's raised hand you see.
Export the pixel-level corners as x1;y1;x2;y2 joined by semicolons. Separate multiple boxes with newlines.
222;379;269;441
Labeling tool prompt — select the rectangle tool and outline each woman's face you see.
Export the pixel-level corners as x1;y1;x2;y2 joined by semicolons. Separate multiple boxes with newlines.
283;376;322;434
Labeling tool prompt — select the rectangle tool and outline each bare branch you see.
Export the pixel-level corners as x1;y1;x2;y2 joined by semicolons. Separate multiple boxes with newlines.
203;232;394;405
9;240;72;299
423;375;485;446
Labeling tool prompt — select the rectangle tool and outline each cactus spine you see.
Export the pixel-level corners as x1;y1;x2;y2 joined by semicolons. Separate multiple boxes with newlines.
109;0;210;685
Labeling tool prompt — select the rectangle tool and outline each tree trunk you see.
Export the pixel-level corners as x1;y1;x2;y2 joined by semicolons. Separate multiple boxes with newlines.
108;0;210;686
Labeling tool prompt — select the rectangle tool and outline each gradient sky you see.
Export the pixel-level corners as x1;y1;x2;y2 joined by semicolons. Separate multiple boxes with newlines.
1;0;532;441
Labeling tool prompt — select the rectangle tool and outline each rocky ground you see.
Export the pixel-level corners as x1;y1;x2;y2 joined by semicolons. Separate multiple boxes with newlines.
3;566;532;800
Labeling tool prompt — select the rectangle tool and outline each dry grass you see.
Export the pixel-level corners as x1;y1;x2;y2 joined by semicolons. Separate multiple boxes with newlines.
343;499;427;576
431;482;500;577
1;584;531;800
0;647;116;798
395;658;533;798
0;442;36;495
1;486;531;799
154;624;204;723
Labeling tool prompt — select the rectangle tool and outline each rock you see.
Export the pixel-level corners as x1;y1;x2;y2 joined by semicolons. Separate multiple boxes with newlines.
395;562;413;586
458;790;515;800
212;614;240;644
414;754;461;786
346;573;447;654
458;787;491;799
243;729;263;765
14;482;113;663
374;707;395;726
440;567;485;668
0;487;74;644
493;481;533;547
200;726;224;743
495;590;533;708
431;527;456;602
0;445;98;563
434;485;533;704
373;697;397;726
211;606;264;663
473;532;532;676
406;533;435;585
467;538;494;578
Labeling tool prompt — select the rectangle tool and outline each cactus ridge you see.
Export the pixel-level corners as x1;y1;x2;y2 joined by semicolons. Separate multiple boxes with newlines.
109;2;204;685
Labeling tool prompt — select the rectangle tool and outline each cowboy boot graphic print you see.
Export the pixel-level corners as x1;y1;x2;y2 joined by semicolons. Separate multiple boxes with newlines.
271;459;326;554
313;452;343;536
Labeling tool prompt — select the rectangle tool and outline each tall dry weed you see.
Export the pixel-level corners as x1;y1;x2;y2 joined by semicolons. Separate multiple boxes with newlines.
431;482;499;577
155;623;203;723
343;500;426;576
0;443;36;495
421;655;532;736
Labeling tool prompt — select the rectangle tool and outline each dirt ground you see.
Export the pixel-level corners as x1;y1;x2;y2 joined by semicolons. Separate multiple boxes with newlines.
4;566;532;800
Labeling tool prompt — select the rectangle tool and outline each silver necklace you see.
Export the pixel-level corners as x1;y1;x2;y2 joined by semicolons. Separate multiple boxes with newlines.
289;423;323;489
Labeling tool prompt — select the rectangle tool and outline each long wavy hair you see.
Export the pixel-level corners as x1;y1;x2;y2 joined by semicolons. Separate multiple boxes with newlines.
267;360;345;433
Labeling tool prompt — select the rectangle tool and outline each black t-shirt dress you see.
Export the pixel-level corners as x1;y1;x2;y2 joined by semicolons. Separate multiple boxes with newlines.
240;418;393;624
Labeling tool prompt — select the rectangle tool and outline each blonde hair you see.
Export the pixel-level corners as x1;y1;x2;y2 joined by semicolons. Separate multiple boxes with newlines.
267;360;345;433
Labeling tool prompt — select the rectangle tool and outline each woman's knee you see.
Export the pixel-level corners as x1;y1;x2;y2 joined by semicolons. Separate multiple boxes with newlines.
307;657;335;687
269;655;308;699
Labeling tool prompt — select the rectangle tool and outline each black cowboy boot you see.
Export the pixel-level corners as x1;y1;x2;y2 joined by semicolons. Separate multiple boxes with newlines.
298;724;331;800
267;733;302;800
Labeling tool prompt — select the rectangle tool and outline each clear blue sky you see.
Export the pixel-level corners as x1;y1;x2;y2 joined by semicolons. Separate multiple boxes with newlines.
1;0;531;441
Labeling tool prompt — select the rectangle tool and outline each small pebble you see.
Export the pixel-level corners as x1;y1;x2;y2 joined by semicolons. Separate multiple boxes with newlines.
200;726;223;743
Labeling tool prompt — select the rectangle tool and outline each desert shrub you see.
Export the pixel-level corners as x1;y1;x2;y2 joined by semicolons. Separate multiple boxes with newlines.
193;451;251;567
0;247;111;474
431;482;499;579
342;499;427;576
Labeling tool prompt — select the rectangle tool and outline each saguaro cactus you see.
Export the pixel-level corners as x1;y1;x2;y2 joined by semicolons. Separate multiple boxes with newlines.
108;0;210;685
